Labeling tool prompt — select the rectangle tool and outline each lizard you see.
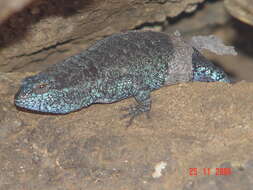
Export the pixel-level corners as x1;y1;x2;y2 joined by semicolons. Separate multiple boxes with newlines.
14;30;237;126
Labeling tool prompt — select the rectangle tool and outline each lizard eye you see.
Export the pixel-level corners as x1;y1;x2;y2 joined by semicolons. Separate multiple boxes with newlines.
39;83;47;88
33;82;49;94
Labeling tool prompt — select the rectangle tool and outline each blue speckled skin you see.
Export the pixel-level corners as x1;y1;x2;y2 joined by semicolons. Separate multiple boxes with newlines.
192;48;230;83
15;31;231;124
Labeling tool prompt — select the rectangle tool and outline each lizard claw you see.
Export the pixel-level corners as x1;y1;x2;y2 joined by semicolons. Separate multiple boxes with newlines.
120;104;150;127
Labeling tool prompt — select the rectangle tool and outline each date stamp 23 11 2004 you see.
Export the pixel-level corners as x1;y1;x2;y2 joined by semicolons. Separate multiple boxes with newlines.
189;167;232;176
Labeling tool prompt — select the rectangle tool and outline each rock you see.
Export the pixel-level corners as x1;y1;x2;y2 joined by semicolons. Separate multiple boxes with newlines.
1;72;253;189
225;0;253;26
0;0;205;72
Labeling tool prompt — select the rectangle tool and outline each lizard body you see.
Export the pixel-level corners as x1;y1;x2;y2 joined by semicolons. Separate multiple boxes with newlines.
15;31;233;123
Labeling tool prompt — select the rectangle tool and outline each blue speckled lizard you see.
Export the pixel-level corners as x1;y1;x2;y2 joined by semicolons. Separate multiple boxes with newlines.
14;31;235;125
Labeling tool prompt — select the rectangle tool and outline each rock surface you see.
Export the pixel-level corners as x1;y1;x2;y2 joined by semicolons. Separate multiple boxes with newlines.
1;72;253;189
225;0;253;26
0;0;34;24
0;0;205;72
1;1;253;189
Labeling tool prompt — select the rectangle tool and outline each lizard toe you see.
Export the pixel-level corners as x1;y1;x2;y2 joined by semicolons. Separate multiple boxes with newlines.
120;104;150;127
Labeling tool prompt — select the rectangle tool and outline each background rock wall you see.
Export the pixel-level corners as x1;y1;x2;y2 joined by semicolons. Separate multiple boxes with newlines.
1;0;253;189
0;0;204;72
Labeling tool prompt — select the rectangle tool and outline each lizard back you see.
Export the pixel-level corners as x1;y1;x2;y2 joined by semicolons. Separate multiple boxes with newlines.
44;31;175;90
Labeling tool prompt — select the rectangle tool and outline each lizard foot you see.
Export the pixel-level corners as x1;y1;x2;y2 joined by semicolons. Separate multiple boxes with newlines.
120;104;150;127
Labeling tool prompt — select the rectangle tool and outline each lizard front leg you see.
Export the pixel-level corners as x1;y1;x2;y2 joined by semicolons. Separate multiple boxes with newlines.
121;87;151;127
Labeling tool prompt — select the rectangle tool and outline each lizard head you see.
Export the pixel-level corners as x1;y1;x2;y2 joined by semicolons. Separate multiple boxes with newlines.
192;49;232;83
14;73;83;114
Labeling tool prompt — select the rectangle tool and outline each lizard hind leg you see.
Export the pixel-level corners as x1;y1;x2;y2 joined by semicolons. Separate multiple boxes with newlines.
121;88;152;127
